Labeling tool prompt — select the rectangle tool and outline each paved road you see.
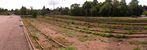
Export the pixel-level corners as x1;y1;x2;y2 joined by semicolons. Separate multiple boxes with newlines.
0;16;30;50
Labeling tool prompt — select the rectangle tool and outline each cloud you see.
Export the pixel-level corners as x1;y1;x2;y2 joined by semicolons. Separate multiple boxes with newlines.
0;0;146;10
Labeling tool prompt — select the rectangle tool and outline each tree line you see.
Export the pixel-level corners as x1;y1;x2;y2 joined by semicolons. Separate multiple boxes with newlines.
0;0;147;17
0;8;10;15
69;0;146;16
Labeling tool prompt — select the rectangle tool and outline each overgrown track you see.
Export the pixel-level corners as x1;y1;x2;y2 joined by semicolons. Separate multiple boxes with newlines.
23;18;66;50
23;19;44;50
39;16;147;38
48;15;147;24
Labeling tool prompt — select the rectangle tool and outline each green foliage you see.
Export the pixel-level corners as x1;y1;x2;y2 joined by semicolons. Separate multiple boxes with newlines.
128;0;143;16
60;46;76;50
144;26;147;29
133;47;141;50
31;34;39;40
69;0;143;16
70;4;83;16
41;6;48;16
104;28;114;33
97;33;113;37
127;30;135;34
20;6;27;15
142;11;147;15
32;11;37;18
114;34;126;38
129;41;147;45
82;1;93;16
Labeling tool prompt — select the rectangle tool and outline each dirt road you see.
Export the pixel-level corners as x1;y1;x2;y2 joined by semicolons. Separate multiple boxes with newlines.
0;15;30;50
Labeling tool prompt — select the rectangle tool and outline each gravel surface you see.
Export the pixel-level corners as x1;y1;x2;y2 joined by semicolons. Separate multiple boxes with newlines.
0;15;30;50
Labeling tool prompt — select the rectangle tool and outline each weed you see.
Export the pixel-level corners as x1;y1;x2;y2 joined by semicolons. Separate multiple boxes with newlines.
103;28;114;33
129;41;147;45
114;34;126;38
66;32;75;37
60;46;76;50
78;35;91;42
133;47;141;50
31;34;39;40
127;30;135;34
144;26;147;29
97;33;113;37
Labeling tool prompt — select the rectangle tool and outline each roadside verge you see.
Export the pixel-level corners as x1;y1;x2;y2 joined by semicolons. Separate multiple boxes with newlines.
21;20;36;50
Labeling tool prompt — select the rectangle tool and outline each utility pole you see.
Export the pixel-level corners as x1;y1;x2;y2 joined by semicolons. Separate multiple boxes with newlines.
52;0;55;9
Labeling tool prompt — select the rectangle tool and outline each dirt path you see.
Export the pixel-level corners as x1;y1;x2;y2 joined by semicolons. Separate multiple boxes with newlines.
0;15;30;50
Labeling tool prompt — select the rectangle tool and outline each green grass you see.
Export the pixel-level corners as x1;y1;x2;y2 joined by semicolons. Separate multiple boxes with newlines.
129;41;147;45
60;46;76;50
103;28;114;33
31;34;39;40
114;34;126;38
133;47;141;50
144;26;147;29
65;31;75;37
96;33;113;37
127;30;135;34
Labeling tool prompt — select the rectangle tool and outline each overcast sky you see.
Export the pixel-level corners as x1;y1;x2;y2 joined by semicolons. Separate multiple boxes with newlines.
0;0;146;10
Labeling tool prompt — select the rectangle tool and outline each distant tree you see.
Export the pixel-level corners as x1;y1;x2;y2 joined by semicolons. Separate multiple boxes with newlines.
10;9;14;12
41;6;47;16
128;0;143;16
112;0;120;16
61;7;69;15
32;10;37;18
20;6;27;15
93;0;98;6
67;0;144;17
91;0;100;16
14;9;20;15
143;5;147;10
41;6;51;16
120;0;128;16
83;1;93;16
46;8;51;14
99;0;113;16
70;4;83;16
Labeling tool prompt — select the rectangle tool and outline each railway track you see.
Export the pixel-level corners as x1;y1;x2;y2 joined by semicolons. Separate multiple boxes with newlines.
38;17;147;38
23;18;66;50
